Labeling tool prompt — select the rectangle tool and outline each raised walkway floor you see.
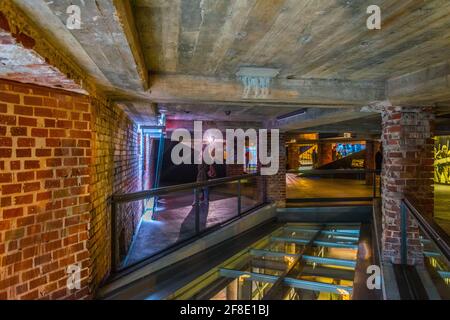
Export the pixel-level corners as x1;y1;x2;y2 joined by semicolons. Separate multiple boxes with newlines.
287;173;450;235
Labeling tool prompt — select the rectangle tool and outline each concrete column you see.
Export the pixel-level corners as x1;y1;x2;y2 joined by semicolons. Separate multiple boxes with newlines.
381;106;434;265
265;133;286;207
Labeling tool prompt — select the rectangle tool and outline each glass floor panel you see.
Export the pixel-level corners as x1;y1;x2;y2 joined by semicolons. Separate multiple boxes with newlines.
420;232;450;293
171;223;361;300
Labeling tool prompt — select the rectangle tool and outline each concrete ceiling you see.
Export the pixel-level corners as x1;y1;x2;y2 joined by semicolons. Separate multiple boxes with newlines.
134;0;450;80
2;0;450;130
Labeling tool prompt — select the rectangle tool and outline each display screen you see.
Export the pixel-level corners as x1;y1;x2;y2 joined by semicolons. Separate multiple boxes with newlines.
334;143;366;159
435;136;450;185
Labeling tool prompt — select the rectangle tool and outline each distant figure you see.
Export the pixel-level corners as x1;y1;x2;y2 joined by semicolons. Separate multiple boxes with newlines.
375;147;383;173
312;149;318;167
196;163;209;202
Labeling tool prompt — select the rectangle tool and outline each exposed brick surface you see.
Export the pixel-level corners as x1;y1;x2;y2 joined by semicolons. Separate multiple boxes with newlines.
381;106;434;265
0;11;82;92
226;164;245;177
0;80;91;300
0;80;142;300
318;143;333;167
89;98;142;289
287;144;299;170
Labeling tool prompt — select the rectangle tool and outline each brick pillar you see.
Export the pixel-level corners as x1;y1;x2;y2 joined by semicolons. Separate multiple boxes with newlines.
365;141;375;185
226;164;245;177
287;145;299;170
318;143;333;167
381;106;434;265
265;133;286;207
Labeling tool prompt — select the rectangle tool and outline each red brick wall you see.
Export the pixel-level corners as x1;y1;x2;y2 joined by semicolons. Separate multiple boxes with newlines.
318;143;333;167
287;145;299;170
88;98;142;289
226;164;245;177
0;80;142;299
381;106;434;265
365;140;375;185
0;80;91;299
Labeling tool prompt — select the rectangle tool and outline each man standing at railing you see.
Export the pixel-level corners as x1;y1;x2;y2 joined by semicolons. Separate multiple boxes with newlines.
195;163;216;204
196;163;208;203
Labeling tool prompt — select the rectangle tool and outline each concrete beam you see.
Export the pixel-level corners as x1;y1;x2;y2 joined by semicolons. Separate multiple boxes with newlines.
113;0;149;90
165;120;263;132
149;74;386;106
387;60;450;105
273;107;377;132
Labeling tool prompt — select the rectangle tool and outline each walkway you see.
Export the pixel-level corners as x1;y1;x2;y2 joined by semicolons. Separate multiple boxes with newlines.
287;174;450;235
286;173;374;206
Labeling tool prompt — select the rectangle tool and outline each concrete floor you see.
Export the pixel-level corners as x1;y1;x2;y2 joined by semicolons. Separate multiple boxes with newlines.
286;173;374;199
287;174;450;235
124;190;258;267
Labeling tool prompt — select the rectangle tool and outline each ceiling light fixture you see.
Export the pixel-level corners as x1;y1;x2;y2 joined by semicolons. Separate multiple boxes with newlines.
276;109;307;121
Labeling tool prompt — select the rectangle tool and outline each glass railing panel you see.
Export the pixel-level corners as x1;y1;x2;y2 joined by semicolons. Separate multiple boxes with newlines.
118;190;196;269
111;174;265;273
200;181;239;232
419;230;450;298
402;200;450;299
240;176;263;213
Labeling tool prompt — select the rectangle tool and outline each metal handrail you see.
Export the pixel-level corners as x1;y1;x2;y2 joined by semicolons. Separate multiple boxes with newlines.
288;169;381;174
112;173;260;203
110;172;264;273
402;198;450;263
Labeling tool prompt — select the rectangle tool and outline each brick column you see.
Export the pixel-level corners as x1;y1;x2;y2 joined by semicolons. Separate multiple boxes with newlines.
381;106;434;265
318;143;333;167
287;145;299;170
226;164;245;177
365;141;375;185
265;133;286;207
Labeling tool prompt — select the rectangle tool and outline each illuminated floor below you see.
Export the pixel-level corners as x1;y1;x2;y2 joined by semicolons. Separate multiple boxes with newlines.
286;174;374;203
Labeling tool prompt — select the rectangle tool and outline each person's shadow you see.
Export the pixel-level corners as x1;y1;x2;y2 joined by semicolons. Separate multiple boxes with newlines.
178;200;209;242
